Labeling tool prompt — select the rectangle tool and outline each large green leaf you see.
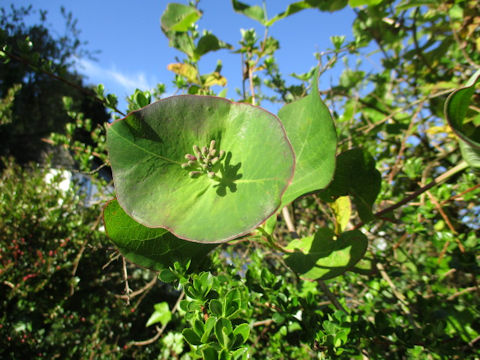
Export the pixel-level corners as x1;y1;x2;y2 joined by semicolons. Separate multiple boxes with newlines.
107;95;295;243
284;228;368;280
318;148;381;222
103;199;216;270
445;70;480;168
278;70;337;206
161;3;202;32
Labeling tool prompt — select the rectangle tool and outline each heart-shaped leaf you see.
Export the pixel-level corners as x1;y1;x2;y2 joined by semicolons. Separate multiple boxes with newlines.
284;227;368;280
445;69;480;168
318;148;381;222
103;199;216;270
278;69;337;206
107;95;295;243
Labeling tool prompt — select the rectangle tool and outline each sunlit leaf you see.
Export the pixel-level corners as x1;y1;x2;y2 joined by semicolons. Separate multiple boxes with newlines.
284;228;368;280
161;3;201;32
278;68;337;206
107;95;295;243
330;196;351;234
146;302;171;327
349;0;383;7
167;63;200;84
202;72;227;87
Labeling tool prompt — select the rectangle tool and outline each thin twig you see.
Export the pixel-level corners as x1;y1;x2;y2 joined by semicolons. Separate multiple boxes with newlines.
317;280;347;312
354;161;469;230
376;262;418;328
425;190;465;254
282;207;299;239
440;183;480;205
122;256;132;305
253;319;273;327
388;101;424;183
114;276;157;300
447;286;478;301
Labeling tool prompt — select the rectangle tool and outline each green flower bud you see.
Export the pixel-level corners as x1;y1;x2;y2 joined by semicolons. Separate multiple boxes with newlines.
211;157;219;165
193;145;201;157
219;150;226;160
207;171;216;179
189;171;202;178
181;162;190;169
185;154;197;161
209;140;216;152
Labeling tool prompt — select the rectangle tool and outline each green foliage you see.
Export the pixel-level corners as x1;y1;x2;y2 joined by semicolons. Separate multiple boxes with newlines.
2;0;480;359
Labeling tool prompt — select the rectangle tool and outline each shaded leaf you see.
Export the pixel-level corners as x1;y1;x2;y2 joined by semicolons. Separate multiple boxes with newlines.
231;0;266;24
107;95;295;243
103;199;216;270
182;328;202;346
278;68;337;206
318;148;381;222
445;69;480;168
284;228;368;280
196;33;232;57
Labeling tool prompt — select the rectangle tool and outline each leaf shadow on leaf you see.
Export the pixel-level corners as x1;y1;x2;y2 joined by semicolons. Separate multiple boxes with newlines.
284;229;368;280
123;113;164;143
213;151;242;197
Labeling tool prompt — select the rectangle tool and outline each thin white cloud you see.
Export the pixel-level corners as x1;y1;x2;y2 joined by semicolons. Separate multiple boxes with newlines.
74;58;156;95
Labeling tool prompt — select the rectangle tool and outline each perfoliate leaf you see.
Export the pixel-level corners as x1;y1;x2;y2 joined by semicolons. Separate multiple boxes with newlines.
107;95;294;243
284;228;368;280
167;63;200;84
103;199;216;270
278;68;337;206
161;3;201;32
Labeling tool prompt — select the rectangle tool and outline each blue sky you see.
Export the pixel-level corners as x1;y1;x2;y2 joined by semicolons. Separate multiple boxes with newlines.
9;1;360;113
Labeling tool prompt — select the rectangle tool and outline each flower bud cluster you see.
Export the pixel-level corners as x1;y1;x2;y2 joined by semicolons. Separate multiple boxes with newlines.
181;140;225;179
